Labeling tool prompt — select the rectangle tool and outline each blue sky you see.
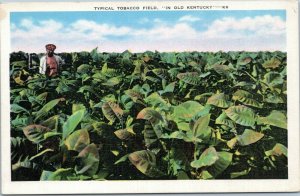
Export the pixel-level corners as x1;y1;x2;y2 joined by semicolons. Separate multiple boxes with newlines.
10;10;286;52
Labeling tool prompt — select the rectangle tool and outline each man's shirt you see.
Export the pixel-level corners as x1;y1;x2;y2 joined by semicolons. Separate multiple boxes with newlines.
39;54;64;75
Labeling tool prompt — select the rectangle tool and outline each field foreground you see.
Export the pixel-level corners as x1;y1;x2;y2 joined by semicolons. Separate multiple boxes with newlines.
10;50;287;180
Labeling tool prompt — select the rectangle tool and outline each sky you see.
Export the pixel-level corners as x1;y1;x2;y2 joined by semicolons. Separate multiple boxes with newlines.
10;10;286;53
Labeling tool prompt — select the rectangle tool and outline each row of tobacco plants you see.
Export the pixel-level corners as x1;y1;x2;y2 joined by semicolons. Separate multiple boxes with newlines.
10;49;287;181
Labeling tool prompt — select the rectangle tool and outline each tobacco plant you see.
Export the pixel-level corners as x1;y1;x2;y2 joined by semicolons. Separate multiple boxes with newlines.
10;49;287;180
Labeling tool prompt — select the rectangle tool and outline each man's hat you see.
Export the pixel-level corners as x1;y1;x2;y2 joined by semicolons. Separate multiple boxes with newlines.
45;44;56;51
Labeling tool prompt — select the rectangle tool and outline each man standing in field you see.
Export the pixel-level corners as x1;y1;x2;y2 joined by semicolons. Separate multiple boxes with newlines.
39;44;64;77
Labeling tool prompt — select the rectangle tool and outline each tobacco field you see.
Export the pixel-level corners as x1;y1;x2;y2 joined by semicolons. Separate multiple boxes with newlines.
10;49;287;180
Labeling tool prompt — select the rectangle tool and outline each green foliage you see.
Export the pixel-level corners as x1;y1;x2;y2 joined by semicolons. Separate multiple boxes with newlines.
101;101;124;124
190;114;211;142
257;110;287;129
128;150;164;177
177;72;201;85
137;108;163;124
262;58;281;69
23;124;51;144
64;129;90;152
62;109;86;140
237;129;264;146
172;101;204;131
191;147;219;168
40;168;73;181
75;143;100;176
34;98;65;121
265;143;287;157
207;93;232;108
232;90;262;108
225;106;256;127
11;104;30;114
10;50;287;181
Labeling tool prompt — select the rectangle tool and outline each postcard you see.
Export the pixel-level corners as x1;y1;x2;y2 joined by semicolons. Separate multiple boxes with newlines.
0;0;299;194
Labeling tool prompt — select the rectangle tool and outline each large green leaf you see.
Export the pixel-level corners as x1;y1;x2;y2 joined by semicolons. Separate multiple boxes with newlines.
101;63;120;77
40;168;73;181
232;90;262;108
191;147;219;169
144;92;168;109
264;93;284;104
64;128;90;152
237;56;252;65
173;101;204;120
128;150;163;177
137;108;163;125
215;111;235;128
200;170;214;179
11;104;29;114
41;115;60;131
160;52;177;65
212;64;232;75
125;89;143;103
227;137;238;149
159;82;176;95
191;104;212;119
192;114;211;141
143;122;162;148
34;98;64;121
11;117;29;130
75;143;99;176
168;67;181;78
72;103;86;114
263;72;284;88
152;68;168;79
11;60;27;68
172;101;204;131
102;77;121;87
225;105;256;127
194;92;214;104
262;58;281;69
23;124;51;144
207;93;231;108
77;64;92;74
56;79;76;94
62;109;86;140
265;143;287;157
237;129;264;146
177;72;201;85
132;60;144;75
257;110;287;129
208;151;233;177
102;101;123;124
114;128;135;140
